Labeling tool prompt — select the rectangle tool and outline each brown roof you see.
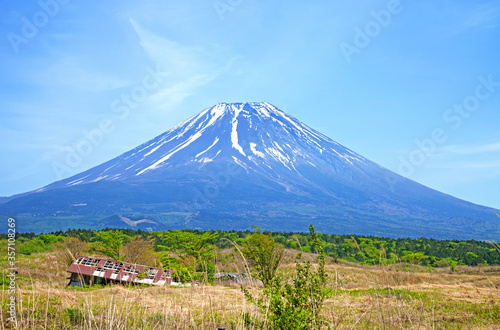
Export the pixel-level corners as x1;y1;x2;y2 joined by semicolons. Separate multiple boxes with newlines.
67;263;96;276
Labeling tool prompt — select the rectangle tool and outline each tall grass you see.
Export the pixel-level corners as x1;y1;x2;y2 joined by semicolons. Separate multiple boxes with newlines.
2;249;500;329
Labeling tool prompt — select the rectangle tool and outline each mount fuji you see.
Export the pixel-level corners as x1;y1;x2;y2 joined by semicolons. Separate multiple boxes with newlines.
2;102;499;239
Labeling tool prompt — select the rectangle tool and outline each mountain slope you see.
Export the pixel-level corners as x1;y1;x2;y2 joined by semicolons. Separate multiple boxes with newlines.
2;102;499;239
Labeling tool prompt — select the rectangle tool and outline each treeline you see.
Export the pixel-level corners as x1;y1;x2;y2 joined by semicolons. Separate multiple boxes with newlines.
2;228;500;267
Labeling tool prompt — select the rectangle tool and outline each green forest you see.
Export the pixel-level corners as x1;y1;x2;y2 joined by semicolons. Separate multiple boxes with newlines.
1;226;500;328
2;227;499;270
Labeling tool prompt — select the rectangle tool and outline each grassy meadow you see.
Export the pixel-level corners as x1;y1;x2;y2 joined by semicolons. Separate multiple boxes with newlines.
2;246;500;329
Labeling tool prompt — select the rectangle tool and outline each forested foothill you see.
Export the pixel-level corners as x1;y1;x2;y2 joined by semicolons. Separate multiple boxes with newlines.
3;227;499;270
2;226;500;328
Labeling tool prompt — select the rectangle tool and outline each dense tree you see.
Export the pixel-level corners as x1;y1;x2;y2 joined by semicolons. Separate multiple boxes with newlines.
5;227;500;268
156;230;219;282
92;230;129;261
242;226;284;287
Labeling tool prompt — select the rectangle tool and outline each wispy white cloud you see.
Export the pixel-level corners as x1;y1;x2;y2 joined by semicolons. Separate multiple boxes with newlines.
0;161;44;183
130;19;208;74
129;18;233;108
429;160;500;170
148;74;216;106
462;3;499;29
423;141;500;174
446;2;500;36
440;142;500;155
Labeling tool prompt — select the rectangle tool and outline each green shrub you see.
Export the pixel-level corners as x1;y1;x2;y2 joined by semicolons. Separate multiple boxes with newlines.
65;307;85;326
242;226;284;287
243;225;330;329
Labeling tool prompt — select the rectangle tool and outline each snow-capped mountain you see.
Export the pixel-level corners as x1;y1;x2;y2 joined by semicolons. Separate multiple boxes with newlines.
46;102;371;191
2;102;499;239
43;102;404;203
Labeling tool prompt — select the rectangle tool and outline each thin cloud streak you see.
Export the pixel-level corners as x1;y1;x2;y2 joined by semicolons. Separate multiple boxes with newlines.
445;2;500;37
439;142;500;155
130;18;234;109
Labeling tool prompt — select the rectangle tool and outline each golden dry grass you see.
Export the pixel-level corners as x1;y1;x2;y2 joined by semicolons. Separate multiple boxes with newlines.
2;249;500;329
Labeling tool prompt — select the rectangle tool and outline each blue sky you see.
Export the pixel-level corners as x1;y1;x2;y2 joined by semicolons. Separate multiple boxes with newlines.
1;0;500;209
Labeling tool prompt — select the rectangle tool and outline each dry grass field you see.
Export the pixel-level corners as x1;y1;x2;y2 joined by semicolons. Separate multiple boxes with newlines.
2;250;500;329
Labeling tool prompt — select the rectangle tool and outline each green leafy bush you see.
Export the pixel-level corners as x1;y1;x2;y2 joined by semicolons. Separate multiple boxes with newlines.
243;225;330;329
242;225;284;287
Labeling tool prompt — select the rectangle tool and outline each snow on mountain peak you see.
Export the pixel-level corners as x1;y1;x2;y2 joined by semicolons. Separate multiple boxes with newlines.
52;102;369;188
9;104;500;240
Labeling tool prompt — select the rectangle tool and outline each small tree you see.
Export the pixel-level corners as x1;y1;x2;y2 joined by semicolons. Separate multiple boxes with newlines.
122;236;156;265
159;253;196;283
92;230;129;261
243;225;330;329
242;226;284;287
157;230;218;282
57;236;89;266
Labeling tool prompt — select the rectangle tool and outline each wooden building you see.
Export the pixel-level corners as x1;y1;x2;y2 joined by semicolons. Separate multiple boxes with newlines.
67;256;173;287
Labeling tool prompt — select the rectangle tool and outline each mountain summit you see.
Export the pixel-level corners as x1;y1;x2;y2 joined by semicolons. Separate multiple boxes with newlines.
46;102;369;189
2;102;499;239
